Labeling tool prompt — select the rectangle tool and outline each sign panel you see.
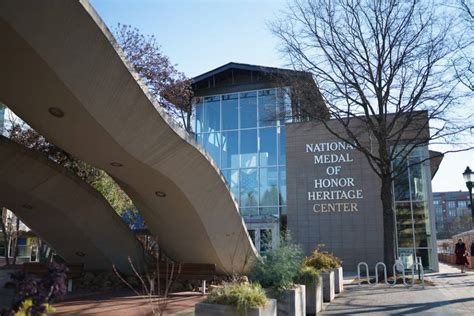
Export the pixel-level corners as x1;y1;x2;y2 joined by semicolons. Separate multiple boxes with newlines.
286;121;384;270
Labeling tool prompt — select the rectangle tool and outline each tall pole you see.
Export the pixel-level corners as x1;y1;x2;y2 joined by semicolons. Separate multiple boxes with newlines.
463;166;474;229
468;182;474;227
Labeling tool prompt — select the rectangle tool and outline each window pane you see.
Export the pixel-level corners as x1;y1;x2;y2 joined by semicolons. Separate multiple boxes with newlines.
260;207;279;216
240;168;258;207
221;131;239;169
398;248;416;269
196;133;204;147
409;157;426;201
240;92;257;128
278;127;286;165
415;248;431;269
279;168;287;205
260;167;278;206
259;127;277;166
248;229;256;246
202;133;221;166
222;169;239;202
396;202;414;247
241;207;258;217
413;202;431;248
203;96;220;132
0;237;5;256
258;89;276;127
194;99;204;133
277;87;291;124
393;163;410;201
260;229;272;253
222;93;238;130
241;129;258;168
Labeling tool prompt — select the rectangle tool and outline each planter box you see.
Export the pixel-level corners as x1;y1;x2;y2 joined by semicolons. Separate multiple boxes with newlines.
305;276;323;315
321;270;335;302
333;267;343;294
271;284;305;316
195;299;277;316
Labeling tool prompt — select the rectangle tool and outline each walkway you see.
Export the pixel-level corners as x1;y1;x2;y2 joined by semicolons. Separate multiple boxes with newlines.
53;292;204;316
323;263;474;315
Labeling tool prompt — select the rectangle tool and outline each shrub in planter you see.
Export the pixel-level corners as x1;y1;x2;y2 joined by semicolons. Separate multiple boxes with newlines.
199;281;275;315
304;249;342;302
294;266;319;286
304;249;341;270
249;243;306;315
249;243;304;293
295;266;322;315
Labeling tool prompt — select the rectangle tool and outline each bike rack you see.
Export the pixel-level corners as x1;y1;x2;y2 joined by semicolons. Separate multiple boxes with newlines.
357;262;371;286
357;258;424;288
374;262;387;285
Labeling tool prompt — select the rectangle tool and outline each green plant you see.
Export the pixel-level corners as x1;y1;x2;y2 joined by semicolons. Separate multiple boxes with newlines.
294;265;319;286
206;282;267;312
304;249;342;271
249;243;304;291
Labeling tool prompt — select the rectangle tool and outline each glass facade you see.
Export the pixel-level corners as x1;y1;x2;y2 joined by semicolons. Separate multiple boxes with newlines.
194;88;290;251
193;81;436;269
393;146;436;270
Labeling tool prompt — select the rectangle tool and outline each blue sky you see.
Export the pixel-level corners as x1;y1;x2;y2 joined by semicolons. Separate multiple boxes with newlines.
91;0;287;77
90;0;473;192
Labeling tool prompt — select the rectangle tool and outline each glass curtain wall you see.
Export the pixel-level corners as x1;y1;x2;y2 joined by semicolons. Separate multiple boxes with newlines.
194;87;290;228
393;146;436;270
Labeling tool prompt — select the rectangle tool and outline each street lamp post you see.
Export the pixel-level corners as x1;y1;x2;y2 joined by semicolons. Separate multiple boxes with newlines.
462;166;474;226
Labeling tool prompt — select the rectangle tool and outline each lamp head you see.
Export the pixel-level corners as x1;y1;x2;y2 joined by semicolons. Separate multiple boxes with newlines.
463;166;473;183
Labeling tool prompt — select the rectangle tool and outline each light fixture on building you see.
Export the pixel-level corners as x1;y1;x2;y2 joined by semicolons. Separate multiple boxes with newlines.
110;162;123;167
462;166;474;224
155;191;166;198
75;251;86;257
21;204;33;210
48;107;64;118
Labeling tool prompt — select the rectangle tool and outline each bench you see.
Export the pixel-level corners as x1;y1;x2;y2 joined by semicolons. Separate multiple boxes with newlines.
22;262;84;292
147;262;216;294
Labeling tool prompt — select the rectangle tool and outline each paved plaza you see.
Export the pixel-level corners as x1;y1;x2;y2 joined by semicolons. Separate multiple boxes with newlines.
323;263;474;315
53;292;203;316
1;262;474;315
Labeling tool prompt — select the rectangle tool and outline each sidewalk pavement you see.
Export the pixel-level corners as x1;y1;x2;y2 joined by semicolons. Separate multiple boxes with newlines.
323;263;474;315
53;291;204;315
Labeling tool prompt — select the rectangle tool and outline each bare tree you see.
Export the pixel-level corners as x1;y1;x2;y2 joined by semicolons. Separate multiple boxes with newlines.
113;247;181;315
11;216;19;265
271;0;474;268
1;207;11;266
113;24;194;132
455;0;474;90
0;208;21;266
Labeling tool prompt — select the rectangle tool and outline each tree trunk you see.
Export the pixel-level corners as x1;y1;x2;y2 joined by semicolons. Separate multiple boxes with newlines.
12;217;20;265
381;175;396;273
0;207;10;266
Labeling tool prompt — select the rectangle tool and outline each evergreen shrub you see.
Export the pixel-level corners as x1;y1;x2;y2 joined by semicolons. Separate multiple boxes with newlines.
249;243;304;291
206;282;267;312
304;249;342;271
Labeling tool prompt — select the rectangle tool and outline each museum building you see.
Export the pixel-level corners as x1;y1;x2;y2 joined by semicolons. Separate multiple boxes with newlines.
191;62;439;271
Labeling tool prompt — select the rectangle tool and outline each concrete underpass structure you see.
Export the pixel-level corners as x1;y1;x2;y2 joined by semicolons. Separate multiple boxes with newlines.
0;136;144;271
0;0;256;274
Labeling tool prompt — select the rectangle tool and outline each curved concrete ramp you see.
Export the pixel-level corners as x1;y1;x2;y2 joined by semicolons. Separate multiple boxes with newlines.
0;0;256;274
0;136;144;271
